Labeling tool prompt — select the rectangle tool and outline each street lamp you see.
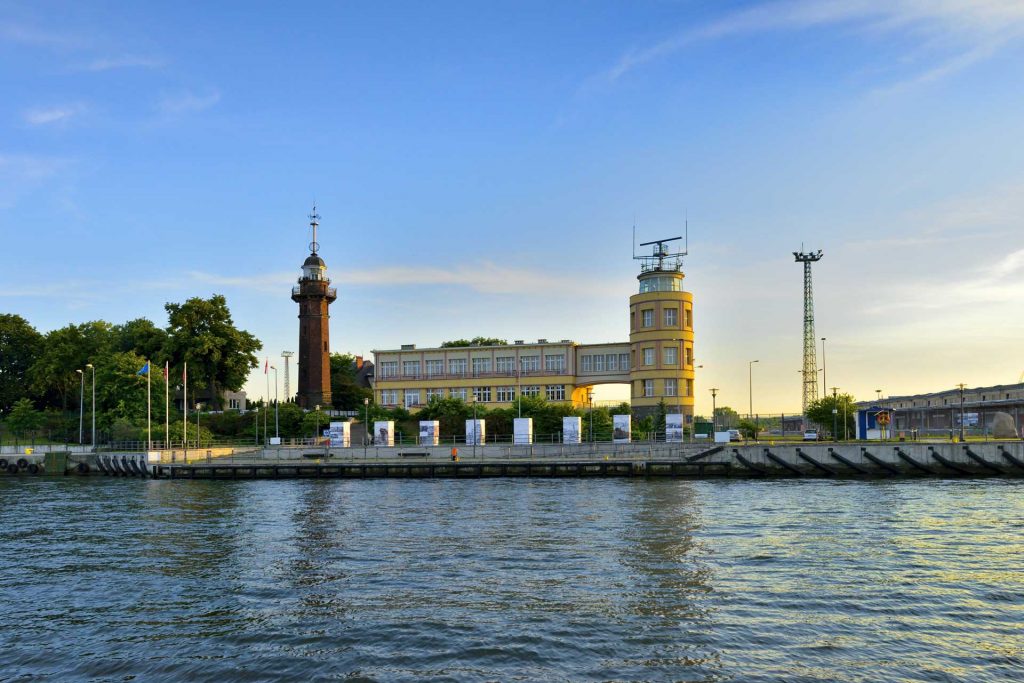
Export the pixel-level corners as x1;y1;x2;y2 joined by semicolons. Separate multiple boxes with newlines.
196;402;202;448
820;338;827;397
875;389;882;404
830;386;839;441
957;383;966;442
587;388;594;444
315;404;321;444
76;369;84;444
710;387;718;434
271;366;279;441
363;396;370;446
86;363;95;448
748;360;759;420
253;407;260;445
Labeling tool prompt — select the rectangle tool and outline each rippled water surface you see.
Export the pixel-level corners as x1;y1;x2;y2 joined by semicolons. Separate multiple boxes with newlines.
1;478;1022;681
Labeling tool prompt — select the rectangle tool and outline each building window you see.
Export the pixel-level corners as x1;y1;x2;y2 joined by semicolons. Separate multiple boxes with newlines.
544;354;565;373
581;355;592;372
546;385;565;401
664;347;678;365
380;361;398;378
685;308;693;329
496;356;515;374
472;358;492;376
620;353;630;370
521;385;541;397
404;390;421;408
630;307;636;330
644;379;655;397
450;387;467;401
686;379;693;396
496;386;515;402
381;389;398;405
685;346;693;366
425;359;443;377
520;355;539;373
643;348;655;366
426;388;444;401
448;358;467;376
665;379;677;397
664;308;678;327
473;386;492;402
593;354;605;372
402;360;420;378
642;309;654;328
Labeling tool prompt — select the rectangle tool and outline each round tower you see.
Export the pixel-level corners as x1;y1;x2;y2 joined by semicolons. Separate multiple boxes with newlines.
628;238;694;420
291;207;337;409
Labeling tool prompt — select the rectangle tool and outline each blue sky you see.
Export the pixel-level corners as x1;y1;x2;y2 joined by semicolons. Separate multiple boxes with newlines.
3;0;1024;414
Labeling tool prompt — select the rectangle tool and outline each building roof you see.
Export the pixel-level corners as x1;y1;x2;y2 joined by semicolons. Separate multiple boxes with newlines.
303;254;326;267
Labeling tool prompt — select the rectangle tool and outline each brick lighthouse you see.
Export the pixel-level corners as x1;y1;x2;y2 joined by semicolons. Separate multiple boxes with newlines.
291;207;337;408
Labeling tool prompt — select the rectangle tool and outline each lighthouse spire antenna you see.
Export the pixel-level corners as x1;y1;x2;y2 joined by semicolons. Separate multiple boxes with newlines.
308;204;321;255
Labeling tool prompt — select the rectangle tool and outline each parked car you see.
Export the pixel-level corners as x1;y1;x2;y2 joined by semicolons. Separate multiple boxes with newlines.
802;430;820;441
728;429;742;442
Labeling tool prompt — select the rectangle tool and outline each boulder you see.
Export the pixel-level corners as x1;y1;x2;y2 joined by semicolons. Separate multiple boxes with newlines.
991;411;1018;439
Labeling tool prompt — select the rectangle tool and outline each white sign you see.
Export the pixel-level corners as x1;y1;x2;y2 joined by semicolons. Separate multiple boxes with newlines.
328;421;351;447
714;431;731;443
419;420;439;446
466;419;486;446
666;413;684;443
513;418;533;445
563;416;582;444
374;420;394;446
613;414;631;443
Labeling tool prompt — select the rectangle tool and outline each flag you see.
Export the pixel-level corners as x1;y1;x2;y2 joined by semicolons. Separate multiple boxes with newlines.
137;362;150;375
162;364;168;380
264;358;269;374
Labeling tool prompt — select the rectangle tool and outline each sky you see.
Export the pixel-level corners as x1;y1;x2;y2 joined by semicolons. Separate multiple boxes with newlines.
2;0;1024;415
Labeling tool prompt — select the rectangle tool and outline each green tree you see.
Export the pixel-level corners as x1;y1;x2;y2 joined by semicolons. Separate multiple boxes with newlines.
7;398;44;439
93;352;168;430
113;318;168;360
164;295;261;410
329;353;372;410
0;314;42;412
737;418;759;440
806;393;857;439
416;396;473;437
29;321;115;411
714;405;740;428
440;337;508;347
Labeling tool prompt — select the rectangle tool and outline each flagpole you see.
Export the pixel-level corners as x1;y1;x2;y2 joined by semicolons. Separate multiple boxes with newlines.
165;361;169;450
147;360;152;453
183;361;188;462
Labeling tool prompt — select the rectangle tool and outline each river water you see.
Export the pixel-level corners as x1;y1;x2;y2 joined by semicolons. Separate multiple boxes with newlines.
1;478;1021;682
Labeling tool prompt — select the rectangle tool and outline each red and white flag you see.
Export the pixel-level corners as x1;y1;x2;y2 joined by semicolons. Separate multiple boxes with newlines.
264;358;269;374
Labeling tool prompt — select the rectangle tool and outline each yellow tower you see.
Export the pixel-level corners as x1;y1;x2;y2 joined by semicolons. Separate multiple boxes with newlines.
629;237;694;420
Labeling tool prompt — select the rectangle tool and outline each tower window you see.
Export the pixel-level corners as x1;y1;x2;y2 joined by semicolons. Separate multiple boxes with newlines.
664;379;677;397
664;308;677;327
664;347;678;365
324;341;328;351
642;309;654;328
643;348;654;366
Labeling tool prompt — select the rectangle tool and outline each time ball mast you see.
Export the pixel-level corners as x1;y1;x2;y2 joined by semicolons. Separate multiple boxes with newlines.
291;206;337;409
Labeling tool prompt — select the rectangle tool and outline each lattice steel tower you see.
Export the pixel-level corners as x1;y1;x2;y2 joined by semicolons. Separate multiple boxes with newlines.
793;249;823;415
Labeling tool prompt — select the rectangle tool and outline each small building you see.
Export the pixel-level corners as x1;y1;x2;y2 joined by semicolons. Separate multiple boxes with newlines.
858;382;1024;437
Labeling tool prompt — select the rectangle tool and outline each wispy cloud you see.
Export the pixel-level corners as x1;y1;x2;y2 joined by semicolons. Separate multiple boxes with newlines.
76;54;165;72
593;0;1024;87
23;103;87;126
156;89;221;116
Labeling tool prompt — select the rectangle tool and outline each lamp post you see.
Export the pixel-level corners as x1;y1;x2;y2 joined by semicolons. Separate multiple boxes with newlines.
820;338;827;397
363;396;370;446
76;369;84;444
196;402;202;449
587;388;594;445
86;363;95;448
315;404;321;445
875;389;882;405
470;394;478;459
254;407;259;445
831;386;839;441
957;383;966;442
748;359;759;420
271;366;279;441
710;387;718;434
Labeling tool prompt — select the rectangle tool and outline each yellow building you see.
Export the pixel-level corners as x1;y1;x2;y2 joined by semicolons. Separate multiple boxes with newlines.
372;240;694;419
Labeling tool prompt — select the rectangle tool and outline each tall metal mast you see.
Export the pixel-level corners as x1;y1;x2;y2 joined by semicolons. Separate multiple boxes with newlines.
793;248;823;416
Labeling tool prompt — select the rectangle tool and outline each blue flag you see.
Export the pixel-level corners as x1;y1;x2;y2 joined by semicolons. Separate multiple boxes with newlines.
137;362;150;376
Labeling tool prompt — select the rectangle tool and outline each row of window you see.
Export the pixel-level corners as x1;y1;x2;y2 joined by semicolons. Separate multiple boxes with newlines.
638;345;694;367
636;378;695;398
381;385;568;407
579;353;631;373
634;307;693;330
379;354;566;379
